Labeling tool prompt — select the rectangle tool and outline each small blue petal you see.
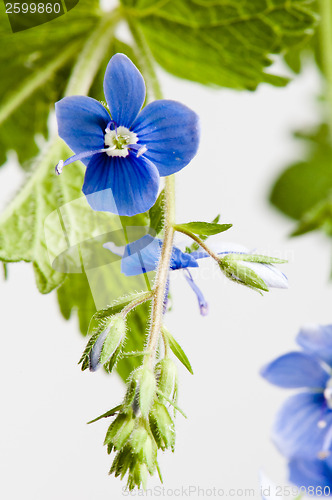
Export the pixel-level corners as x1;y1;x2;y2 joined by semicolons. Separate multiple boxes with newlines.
289;458;332;488
261;352;329;389
132;100;200;176
103;53;146;128
272;392;332;459
122;235;162;276
184;269;208;316
55;96;110;166
297;324;332;366
82;153;160;216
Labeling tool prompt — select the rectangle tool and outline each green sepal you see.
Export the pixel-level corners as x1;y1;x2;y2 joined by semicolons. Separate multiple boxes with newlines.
219;257;269;292
175;221;232;237
87;404;123;425
139;367;157;418
104;342;123;374
99;315;126;365
225;253;287;265
149;401;175;451
162;327;193;374
104;410;135;449
130;423;157;474
155;358;178;402
78;330;100;371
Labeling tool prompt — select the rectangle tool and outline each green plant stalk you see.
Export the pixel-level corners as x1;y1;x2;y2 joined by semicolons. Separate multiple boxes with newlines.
127;19;163;100
120;291;153;317
144;175;176;368
174;225;221;263
65;8;122;96
320;0;332;144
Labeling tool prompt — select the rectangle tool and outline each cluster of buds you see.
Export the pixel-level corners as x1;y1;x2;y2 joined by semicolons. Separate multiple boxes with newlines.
103;358;178;489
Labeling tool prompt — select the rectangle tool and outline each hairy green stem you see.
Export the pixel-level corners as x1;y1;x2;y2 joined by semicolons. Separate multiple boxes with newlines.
144;176;176;367
320;0;332;143
120;291;153;317
127;19;163;100
65;8;121;96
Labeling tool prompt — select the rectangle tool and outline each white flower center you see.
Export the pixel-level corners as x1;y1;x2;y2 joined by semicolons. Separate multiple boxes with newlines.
104;126;138;157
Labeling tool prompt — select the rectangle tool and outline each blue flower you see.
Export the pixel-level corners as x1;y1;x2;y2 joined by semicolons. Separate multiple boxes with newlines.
261;324;332;462
288;457;332;490
55;53;199;216
104;234;208;315
104;236;287;315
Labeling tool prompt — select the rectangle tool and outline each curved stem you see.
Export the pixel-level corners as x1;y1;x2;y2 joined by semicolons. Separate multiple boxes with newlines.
144;175;176;367
174;225;221;263
120;291;153;318
320;0;332;143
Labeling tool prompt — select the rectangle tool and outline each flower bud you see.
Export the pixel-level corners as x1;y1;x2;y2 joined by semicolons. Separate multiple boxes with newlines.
156;358;178;402
139;367;157;418
130;421;157;474
219;253;288;292
104;410;135;450
89;315;126;371
149;401;175;451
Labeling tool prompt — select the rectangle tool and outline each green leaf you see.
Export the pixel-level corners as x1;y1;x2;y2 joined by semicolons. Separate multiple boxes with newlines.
0;138;113;293
175;221;232;237
0;0;102;168
162;327;193;375
125;0;318;90
270;124;332;227
57;272;96;335
149;190;165;235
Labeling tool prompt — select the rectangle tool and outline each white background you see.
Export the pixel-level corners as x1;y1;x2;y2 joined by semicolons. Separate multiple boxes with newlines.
0;31;330;500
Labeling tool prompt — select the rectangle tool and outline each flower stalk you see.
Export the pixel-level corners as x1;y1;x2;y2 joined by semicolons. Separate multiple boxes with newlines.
65;8;121;96
144;175;176;368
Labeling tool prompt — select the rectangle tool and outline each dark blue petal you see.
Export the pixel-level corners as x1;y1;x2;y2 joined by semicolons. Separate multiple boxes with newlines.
261;352;329;389
273;392;332;459
82;153;160;216
170;247;198;270
132;100;200;176
103;53;146;128
297;325;332;366
122;235;162;276
289;458;332;488
55;96;110;166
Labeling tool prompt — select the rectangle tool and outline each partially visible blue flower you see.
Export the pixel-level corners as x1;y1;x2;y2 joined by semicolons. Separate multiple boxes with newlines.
55;53;199;216
261;324;332;463
104;234;208;316
288;456;332;490
104;236;287;315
